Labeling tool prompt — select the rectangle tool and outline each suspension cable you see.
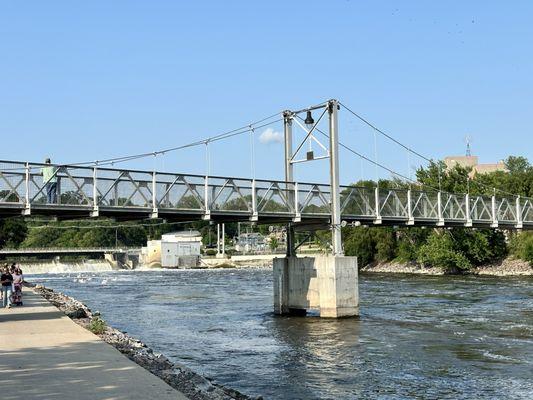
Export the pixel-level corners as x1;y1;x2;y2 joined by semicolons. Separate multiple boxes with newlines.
1;114;282;171
339;100;524;197
339;101;432;163
294;115;440;192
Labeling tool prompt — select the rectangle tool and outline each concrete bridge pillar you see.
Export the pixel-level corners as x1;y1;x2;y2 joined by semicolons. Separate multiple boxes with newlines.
273;255;359;318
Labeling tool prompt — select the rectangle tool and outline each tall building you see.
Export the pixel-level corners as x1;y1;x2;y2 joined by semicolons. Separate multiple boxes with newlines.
444;155;507;176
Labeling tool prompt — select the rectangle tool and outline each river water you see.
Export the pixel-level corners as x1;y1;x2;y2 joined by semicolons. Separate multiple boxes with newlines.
30;269;533;399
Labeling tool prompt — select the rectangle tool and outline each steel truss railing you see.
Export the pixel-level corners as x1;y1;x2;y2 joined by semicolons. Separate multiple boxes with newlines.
0;160;531;228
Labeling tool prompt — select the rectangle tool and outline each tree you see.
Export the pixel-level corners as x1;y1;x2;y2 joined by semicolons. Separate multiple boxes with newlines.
505;156;530;174
0;218;27;249
396;228;430;262
343;227;376;267
509;231;533;264
417;230;471;271
269;237;279;251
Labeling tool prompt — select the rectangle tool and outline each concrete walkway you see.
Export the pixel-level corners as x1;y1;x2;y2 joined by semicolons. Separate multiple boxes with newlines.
0;289;188;400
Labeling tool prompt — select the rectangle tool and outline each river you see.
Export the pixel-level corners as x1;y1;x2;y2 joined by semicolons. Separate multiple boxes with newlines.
29;269;533;399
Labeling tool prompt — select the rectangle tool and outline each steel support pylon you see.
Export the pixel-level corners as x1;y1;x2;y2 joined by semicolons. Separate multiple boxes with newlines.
328;100;343;255
282;99;344;256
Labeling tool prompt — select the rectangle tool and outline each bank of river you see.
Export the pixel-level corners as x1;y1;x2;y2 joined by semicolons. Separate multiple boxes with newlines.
362;257;532;276
28;268;533;400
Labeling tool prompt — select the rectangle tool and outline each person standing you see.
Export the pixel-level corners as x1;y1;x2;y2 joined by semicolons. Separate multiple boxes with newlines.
1;265;13;308
11;266;24;306
41;158;58;204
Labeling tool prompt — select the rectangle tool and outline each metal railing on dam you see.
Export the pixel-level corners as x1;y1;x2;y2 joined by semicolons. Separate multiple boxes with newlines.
0;160;532;229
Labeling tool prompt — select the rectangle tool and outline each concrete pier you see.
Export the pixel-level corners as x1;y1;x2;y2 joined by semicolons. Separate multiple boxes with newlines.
273;255;359;318
0;290;188;400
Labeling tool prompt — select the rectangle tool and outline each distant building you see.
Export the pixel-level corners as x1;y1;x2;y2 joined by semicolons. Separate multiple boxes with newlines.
235;233;266;252
140;230;201;268
444;155;507;176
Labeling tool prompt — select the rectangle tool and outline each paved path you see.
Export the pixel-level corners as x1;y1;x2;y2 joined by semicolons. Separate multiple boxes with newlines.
0;289;188;400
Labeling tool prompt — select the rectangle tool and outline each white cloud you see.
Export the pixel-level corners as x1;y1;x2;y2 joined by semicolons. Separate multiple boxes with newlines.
259;128;283;144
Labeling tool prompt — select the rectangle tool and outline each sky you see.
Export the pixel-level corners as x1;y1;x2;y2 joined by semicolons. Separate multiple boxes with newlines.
1;1;532;185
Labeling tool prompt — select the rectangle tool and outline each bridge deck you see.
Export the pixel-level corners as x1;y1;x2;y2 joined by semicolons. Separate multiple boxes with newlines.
1;160;531;229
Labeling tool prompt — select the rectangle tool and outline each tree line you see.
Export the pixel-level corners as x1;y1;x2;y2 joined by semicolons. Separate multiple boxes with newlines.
341;156;533;270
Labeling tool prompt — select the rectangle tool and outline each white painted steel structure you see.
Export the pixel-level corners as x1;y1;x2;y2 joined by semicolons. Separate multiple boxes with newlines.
0;159;531;229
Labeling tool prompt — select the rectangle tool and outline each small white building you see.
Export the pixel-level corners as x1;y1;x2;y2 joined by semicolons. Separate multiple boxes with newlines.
160;231;202;268
140;230;202;268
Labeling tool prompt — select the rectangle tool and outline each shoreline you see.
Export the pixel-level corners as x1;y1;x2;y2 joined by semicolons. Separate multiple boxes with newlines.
27;282;261;400
361;257;533;276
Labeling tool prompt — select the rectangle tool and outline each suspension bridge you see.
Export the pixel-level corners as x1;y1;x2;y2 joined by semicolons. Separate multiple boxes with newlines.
0;159;531;229
2;99;530;317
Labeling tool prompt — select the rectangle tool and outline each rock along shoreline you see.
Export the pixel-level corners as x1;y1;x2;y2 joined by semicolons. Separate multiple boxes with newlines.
26;282;262;400
361;257;533;276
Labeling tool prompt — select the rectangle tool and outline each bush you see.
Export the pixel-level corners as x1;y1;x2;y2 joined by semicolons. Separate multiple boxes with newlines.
510;232;533;264
396;228;430;262
451;229;493;266
343;227;376;267
374;228;396;262
417;231;471;271
523;239;533;264
88;317;107;335
204;248;217;256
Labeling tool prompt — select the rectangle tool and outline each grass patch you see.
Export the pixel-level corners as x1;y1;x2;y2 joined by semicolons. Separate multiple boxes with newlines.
88;317;107;335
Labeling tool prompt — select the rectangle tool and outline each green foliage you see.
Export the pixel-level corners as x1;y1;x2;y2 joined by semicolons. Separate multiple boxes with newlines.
509;232;533;264
88;317;106;335
0;189;22;203
0;218;28;249
416;161;471;193
374;229;397;262
451;229;493;266
269;237;279;251
343;227;396;266
21;219;148;248
205;248;217;256
343;227;376;266
396;228;430;262
417;231;471;271
345;224;508;272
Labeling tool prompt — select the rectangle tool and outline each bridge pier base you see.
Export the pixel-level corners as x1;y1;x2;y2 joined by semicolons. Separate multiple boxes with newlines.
273;255;359;318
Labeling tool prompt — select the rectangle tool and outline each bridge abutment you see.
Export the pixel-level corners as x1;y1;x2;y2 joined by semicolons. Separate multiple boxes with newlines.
273;255;359;318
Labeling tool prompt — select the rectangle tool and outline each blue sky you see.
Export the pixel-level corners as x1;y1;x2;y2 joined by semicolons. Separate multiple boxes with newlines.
1;1;532;184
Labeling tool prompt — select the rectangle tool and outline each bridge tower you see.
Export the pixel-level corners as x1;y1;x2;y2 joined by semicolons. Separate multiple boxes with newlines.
274;99;359;318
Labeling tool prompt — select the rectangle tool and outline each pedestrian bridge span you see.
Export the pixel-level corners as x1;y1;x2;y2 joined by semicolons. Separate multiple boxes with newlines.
0;160;531;229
